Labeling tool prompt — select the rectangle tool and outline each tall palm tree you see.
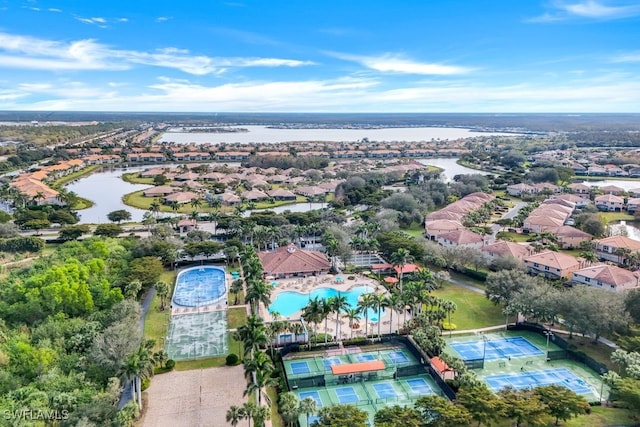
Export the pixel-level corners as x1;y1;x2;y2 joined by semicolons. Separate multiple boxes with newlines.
301;297;323;341
243;351;276;405
441;300;457;336
245;278;272;316
344;308;361;338
298;397;317;427
154;281;170;310
390;248;414;293
149;199;161;218
357;293;375;339
236;315;268;358
320;299;332;344
242;402;257;427
226;405;244;427
372;293;389;339
385;292;402;335
230;279;244;305
329;293;348;341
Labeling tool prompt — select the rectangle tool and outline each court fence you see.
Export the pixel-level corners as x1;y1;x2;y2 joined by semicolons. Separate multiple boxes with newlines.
508;323;608;375
463;358;485;370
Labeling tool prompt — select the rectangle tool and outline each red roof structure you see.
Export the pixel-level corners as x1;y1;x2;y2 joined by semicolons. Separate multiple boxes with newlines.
394;264;420;275
384;277;398;284
330;361;386;375
258;244;331;278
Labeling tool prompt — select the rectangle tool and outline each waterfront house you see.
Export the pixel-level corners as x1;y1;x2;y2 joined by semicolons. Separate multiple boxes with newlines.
594;194;624;212
571;264;640;292
594;235;640;265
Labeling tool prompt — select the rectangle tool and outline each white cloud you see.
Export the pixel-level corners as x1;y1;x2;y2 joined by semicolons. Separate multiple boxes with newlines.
610;51;640;62
529;0;640;22
330;52;471;75
155;16;171;23
0;32;314;75
48;8;62;13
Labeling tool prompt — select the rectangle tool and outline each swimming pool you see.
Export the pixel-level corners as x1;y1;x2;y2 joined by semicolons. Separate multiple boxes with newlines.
173;266;227;307
269;286;384;321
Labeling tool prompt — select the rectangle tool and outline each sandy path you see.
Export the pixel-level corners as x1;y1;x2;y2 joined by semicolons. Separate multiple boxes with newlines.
141;365;246;427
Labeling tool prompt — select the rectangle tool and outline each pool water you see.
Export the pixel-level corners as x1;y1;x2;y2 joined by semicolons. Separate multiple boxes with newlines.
173;266;227;307
269;286;384;321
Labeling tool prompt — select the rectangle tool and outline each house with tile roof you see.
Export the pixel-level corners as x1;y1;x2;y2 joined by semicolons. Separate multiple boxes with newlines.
594;235;640;265
595;194;625;212
524;250;582;280
571;264;640;292
552;226;592;249
258;244;331;278
436;229;485;249
481;241;533;261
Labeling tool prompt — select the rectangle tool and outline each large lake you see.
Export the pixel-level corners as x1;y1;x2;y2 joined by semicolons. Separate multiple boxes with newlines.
579;179;640;191
158;126;517;144
67;158;482;224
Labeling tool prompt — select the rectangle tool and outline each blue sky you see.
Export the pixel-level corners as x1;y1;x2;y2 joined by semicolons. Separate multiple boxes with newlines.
1;0;640;112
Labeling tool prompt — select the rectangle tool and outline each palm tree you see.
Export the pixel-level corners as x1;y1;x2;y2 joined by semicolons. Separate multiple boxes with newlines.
344;308;361;338
251;405;270;427
329;293;348;341
614;247;631;265
301;297;323;346
226;405;244;427
385;292;402;335
357;293;375;339
441;300;457;336
320;299;332;344
241;402;257;427
149;199;161;218
245;278;272;316
190;197;202;211
154;281;170;310
230;279;244;305
243;351;276;405
390;248;414;293
236;315;268;358
298;397;317;427
372;293;389;339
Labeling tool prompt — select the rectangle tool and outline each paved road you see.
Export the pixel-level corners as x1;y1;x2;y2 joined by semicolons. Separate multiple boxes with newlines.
117;287;156;409
489;201;528;242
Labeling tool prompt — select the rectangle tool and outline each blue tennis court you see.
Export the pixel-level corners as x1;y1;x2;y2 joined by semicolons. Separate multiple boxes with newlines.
290;361;311;375
323;357;342;370
485;368;593;394
405;377;433;394
299;390;323;407
373;382;398;398
450;336;544;361
335;387;360;403
386;350;410;364
354;353;376;362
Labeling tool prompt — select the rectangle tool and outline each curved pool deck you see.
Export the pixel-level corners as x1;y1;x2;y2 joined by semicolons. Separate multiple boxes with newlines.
172;265;227;308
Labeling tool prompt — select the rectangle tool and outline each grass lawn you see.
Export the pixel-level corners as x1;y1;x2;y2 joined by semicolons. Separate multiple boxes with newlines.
432;282;504;330
175;333;244;370
599;212;635;223
266;386;284;427
492;406;636;427
495;231;531;242
122;172;156;184
549;331;617;370
403;223;425;238
228;306;248;329
143;270;176;352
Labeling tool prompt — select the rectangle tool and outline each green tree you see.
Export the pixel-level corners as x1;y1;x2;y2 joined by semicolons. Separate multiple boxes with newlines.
107;209;132;224
456;384;504;427
414;395;472;427
374;405;422;427
533;384;589;426
127;256;164;290
485;269;533;307
312;404;367;427
154;281;170;310
94;223;123;238
278;392;300;427
299;396;317;427
390;247;414;293
59;224;90;241
497;387;548;427
227;405;244;427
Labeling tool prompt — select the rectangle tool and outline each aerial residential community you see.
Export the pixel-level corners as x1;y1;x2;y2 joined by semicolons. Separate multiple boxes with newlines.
2;1;640;426
0;113;640;427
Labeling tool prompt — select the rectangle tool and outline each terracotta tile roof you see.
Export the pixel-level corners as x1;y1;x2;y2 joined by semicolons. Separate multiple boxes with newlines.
573;264;640;290
482;241;532;260
595;194;624;203
430;357;452;373
258;244;330;276
525;251;581;270
595;236;640;251
438;229;484;245
551;225;592;238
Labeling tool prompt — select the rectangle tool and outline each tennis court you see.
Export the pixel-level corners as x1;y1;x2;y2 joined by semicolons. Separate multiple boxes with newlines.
485;368;594;395
449;336;544;361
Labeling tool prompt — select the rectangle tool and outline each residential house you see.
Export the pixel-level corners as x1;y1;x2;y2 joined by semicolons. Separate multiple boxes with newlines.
267;189;297;201
524;251;582;280
627;198;640;214
552;226;592;249
594;235;640;265
551;193;590;208
506;183;535;197
142;186;175;197
594;194;624;212
571;264;640;292
436;229;485;249
242;189;269;202
599;185;625;195
177;218;197;234
481;241;533;261
567;183;590;198
164;191;199;205
424;220;464;240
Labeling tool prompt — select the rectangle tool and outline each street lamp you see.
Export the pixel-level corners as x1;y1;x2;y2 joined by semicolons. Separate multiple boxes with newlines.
599;369;606;403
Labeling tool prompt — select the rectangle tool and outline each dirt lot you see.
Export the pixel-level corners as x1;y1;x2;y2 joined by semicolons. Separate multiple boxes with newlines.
141;365;245;427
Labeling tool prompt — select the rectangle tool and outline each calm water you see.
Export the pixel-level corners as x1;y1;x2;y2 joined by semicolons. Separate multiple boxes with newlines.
159;125;516;144
415;158;489;182
269;285;383;321
579;180;640;191
610;221;640;240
